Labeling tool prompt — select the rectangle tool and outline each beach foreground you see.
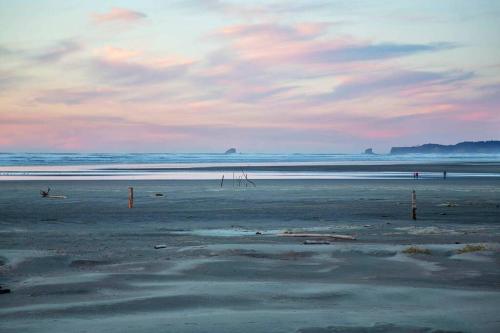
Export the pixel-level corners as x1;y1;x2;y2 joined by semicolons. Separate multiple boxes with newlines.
1;179;499;332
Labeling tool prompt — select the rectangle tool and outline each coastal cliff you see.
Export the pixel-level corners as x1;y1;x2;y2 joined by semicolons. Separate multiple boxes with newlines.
390;141;500;154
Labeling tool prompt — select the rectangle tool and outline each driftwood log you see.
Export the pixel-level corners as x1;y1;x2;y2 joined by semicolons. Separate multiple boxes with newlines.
278;233;356;241
303;240;331;245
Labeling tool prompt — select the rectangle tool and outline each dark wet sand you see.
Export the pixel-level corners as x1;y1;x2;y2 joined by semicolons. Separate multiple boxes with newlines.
1;178;499;332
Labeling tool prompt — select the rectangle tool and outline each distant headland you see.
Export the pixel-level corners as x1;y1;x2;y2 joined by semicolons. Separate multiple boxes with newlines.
390;141;500;154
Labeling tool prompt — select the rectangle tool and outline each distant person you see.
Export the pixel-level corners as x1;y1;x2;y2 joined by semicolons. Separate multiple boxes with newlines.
416;172;419;179
443;170;447;179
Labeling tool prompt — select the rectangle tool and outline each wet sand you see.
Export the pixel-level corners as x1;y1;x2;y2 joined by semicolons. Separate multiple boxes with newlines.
1;178;499;332
100;162;500;173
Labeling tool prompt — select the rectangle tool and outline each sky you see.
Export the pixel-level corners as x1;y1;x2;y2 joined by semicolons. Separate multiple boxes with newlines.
1;0;499;153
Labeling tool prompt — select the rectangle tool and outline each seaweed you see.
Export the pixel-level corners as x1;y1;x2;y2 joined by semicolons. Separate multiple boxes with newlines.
403;246;432;255
457;244;487;254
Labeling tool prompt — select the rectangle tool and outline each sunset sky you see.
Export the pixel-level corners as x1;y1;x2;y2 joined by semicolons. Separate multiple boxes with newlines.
1;0;499;153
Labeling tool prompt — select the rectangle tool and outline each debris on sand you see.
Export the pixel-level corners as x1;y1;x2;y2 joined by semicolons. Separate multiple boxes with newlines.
154;193;164;197
154;244;167;249
437;202;458;207
457;244;487;254
403;246;432;255
0;286;11;294
303;240;330;245
40;188;66;199
279;232;355;241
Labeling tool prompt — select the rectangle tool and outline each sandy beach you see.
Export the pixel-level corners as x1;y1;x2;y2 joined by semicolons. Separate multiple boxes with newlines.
1;176;499;332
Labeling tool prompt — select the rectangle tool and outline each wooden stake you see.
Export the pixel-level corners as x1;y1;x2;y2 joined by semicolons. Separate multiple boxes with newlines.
128;187;134;208
411;190;416;220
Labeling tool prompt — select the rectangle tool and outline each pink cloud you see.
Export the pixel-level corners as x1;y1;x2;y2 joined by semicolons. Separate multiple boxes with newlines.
213;22;453;68
97;46;141;62
90;46;193;85
92;7;147;24
0;114;188;152
456;111;492;121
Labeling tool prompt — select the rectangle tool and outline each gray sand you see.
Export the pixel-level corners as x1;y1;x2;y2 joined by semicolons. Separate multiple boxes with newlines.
1;179;499;332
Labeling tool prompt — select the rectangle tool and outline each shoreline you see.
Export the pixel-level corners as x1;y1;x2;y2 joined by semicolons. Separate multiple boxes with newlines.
0;162;499;181
99;162;500;173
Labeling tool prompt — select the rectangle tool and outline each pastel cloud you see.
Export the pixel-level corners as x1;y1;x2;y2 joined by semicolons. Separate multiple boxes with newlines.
311;70;473;102
34;39;81;63
92;7;147;24
35;88;118;105
90;47;192;85
214;23;456;67
186;0;330;18
0;70;25;92
308;42;455;63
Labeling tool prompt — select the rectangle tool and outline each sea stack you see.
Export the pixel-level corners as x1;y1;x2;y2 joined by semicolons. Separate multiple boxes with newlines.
364;148;375;155
225;148;237;154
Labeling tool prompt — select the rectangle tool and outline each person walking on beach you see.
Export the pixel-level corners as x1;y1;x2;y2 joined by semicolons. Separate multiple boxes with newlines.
443;170;447;179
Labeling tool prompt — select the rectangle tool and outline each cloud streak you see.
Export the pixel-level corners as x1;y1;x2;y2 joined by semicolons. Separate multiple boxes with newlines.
310;70;473;102
214;23;457;66
309;42;456;63
89;47;191;85
35;88;119;105
34;40;81;63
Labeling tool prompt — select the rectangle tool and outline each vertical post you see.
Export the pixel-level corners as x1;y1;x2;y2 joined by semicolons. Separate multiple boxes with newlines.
411;190;416;220
220;175;224;187
128;187;134;208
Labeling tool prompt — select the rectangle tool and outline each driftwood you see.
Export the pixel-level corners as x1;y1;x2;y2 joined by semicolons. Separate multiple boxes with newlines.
40;188;66;199
278;232;356;241
237;168;256;187
154;244;167;249
244;173;256;187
